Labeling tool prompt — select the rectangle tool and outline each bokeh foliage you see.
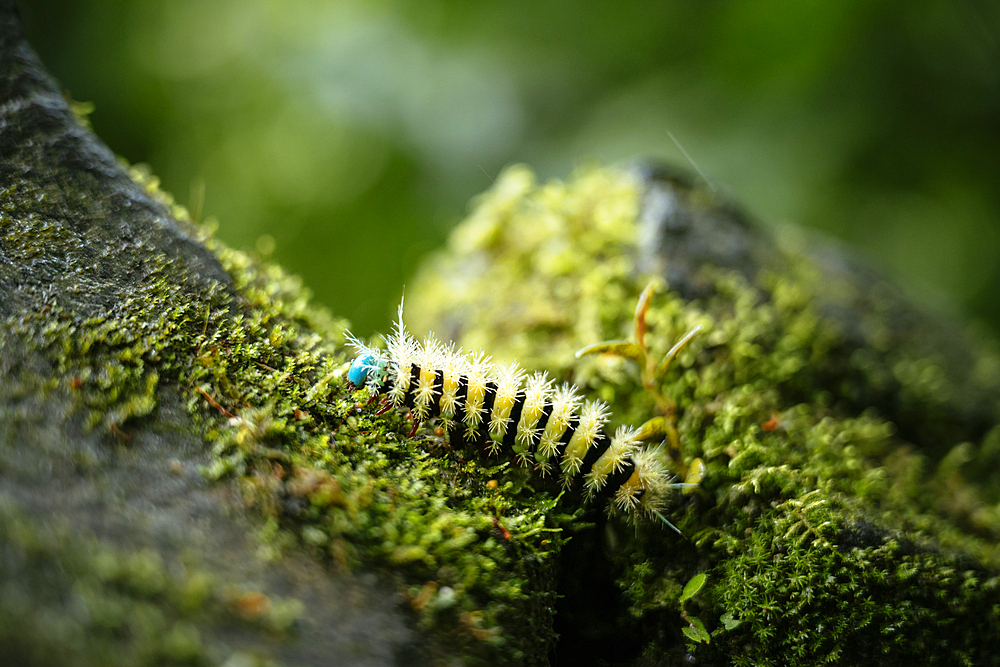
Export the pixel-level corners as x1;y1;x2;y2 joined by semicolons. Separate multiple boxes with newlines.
19;0;1000;335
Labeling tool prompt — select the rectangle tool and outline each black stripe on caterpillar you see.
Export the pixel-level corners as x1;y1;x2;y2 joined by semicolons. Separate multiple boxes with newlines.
346;305;674;520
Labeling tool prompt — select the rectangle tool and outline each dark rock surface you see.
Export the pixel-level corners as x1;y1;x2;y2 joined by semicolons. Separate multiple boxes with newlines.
1;4;413;664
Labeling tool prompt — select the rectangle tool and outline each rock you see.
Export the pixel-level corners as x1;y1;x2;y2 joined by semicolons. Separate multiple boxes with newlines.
1;5;413;665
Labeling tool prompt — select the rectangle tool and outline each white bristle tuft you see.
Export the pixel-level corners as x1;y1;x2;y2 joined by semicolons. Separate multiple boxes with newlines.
411;335;445;419
614;484;642;512
463;350;493;440
386;326;418;406
516;372;551;446
536;384;580;460
489;361;525;438
631;445;669;490
437;344;467;424
583;425;640;498
559;399;609;478
614;446;673;521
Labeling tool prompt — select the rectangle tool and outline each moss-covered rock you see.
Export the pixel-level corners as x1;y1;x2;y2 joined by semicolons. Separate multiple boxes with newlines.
4;0;1000;663
409;164;1000;665
1;5;559;664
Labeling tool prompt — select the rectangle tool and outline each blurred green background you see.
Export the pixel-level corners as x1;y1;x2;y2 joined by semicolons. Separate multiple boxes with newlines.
18;0;1000;338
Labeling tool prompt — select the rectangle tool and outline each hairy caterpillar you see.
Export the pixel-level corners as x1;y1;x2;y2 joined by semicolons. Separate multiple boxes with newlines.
346;305;680;523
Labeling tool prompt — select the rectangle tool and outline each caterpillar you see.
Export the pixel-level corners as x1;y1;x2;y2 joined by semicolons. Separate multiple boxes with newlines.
346;304;679;523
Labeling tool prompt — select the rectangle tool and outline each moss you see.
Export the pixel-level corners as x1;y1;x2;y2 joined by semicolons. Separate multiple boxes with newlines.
4;157;572;663
6;98;999;662
408;164;1000;664
0;500;298;667
712;496;1000;666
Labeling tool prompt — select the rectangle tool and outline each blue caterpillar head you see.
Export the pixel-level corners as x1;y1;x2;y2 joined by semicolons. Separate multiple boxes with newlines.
348;353;386;388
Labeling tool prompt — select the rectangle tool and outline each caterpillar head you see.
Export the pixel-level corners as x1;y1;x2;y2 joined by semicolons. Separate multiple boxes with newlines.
347;352;389;389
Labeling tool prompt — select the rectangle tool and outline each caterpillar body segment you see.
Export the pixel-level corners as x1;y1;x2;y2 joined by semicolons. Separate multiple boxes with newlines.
345;318;675;521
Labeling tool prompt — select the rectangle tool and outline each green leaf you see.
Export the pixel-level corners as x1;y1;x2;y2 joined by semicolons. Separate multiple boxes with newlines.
720;611;741;630
682;616;710;644
633;416;666;442
574;341;645;365
684;457;707;493
679;573;707;603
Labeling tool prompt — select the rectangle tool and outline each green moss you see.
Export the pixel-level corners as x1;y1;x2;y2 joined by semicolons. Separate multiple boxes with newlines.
713;496;1000;666
0;500;298;667
7;152;1000;663
4;161;573;664
408;164;1000;663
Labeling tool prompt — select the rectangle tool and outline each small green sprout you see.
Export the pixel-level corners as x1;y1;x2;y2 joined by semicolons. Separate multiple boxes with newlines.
576;280;705;482
680;573;711;644
679;572;708;603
